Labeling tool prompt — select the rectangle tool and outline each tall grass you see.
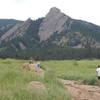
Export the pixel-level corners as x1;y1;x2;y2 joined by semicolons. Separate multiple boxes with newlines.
0;58;99;100
42;59;99;85
0;59;71;100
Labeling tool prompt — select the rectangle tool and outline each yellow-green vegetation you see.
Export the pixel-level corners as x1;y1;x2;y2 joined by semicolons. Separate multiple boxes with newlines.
0;59;71;100
42;59;99;85
0;59;99;100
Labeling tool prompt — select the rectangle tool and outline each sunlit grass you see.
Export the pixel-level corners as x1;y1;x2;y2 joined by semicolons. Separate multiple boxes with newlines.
42;59;99;85
0;59;71;100
0;58;99;100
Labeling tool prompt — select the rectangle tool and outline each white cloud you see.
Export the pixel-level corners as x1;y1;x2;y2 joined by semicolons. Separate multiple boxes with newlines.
0;0;100;25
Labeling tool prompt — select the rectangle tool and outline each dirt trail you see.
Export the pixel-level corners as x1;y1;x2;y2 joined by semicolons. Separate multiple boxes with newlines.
62;80;100;100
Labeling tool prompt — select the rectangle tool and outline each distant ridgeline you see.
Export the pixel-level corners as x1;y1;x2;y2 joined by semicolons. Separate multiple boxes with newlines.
0;7;100;60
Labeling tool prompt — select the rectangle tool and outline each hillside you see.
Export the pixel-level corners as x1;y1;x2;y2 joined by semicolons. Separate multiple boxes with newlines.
0;19;22;38
0;19;22;27
0;7;100;59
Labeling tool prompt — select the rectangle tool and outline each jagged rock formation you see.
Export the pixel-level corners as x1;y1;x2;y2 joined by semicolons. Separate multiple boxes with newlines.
0;7;100;59
0;18;32;42
0;7;100;48
38;7;71;41
0;24;15;37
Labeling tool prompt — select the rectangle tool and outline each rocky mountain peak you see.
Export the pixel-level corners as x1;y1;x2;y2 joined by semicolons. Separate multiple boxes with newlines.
0;7;100;59
48;7;61;14
20;18;32;27
0;18;33;42
25;18;32;23
38;7;71;41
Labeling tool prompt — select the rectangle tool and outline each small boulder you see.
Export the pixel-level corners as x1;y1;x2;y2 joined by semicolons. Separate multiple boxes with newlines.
27;81;46;90
23;62;44;73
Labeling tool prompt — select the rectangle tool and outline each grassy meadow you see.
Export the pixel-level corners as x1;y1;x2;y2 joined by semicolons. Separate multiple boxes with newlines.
0;59;70;100
42;60;99;85
0;59;99;100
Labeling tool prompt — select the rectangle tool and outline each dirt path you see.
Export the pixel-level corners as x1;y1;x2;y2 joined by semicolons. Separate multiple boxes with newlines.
62;80;100;100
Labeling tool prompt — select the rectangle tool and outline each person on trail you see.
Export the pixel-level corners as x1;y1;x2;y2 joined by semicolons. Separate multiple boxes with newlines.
96;65;100;86
35;62;41;68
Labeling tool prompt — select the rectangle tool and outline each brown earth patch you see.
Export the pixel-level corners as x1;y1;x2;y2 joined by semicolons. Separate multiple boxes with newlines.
27;81;46;91
61;80;100;100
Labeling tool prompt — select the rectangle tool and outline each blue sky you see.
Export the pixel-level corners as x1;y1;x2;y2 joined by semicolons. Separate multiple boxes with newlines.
0;0;100;25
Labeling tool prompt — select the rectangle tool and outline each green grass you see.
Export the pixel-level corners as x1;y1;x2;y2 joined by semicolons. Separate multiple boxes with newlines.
0;59;71;100
0;58;99;100
42;59;99;85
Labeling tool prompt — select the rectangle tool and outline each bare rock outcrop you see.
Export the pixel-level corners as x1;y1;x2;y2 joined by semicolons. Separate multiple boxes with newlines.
0;18;32;42
38;7;71;41
28;81;46;90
